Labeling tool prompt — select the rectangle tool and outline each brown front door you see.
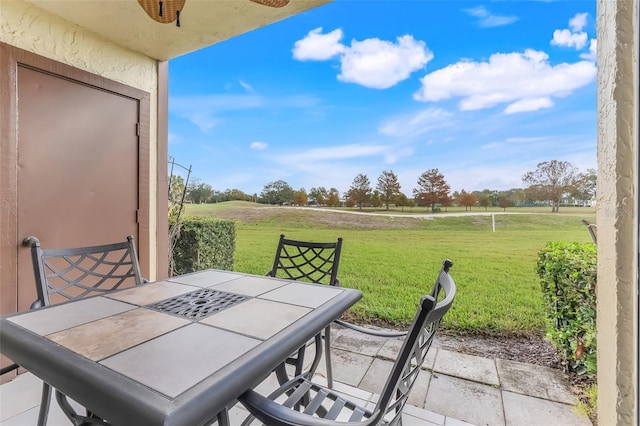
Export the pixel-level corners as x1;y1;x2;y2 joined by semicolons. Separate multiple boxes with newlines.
16;66;140;312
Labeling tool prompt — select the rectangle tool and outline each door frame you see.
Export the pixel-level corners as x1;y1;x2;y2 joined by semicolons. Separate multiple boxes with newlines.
0;42;151;316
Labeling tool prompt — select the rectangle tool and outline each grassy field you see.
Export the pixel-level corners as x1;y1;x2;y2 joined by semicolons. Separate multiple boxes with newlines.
184;202;596;336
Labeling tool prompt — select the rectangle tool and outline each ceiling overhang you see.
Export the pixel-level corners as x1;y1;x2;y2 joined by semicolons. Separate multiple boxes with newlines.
22;0;330;61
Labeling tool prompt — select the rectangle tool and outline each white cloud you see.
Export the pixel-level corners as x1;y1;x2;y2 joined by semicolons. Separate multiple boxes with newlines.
504;97;554;114
239;80;254;93
292;29;432;89
551;29;588;49
170;93;320;132
171;94;263;132
338;35;433;89
379;107;455;138
569;12;588;32
413;49;596;114
260;143;418;193
250;141;268;150
551;13;591;50
505;136;553;144
384;147;414;164
188;113;221;132
580;39;597;61
463;6;518;28
272;144;388;164
292;27;345;61
168;133;182;145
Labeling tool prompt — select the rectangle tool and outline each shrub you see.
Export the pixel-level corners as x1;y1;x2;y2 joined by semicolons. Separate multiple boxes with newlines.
172;216;235;275
536;242;597;377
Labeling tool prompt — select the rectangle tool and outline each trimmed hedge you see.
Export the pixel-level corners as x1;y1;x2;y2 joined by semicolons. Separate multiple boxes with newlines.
172;216;236;275
536;242;597;377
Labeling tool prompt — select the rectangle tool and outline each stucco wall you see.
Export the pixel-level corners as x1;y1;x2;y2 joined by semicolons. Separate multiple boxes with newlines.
596;1;638;424
0;1;159;279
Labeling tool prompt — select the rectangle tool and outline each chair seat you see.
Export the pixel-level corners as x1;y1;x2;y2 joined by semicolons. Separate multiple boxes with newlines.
241;375;375;426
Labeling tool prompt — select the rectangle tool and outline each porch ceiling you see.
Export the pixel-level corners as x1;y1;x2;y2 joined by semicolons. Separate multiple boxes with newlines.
21;0;330;61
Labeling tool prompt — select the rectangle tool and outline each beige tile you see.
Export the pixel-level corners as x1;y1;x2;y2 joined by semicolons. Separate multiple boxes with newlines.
7;297;135;336
496;358;576;404
100;324;260;398
259;283;342;308
201;298;310;339
167;270;244;287
502;391;591;426
210;276;287;297
432;349;499;386
106;281;196;305
47;308;189;360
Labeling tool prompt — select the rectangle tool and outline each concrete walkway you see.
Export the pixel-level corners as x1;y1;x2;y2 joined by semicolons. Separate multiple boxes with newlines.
0;325;593;426
323;325;592;426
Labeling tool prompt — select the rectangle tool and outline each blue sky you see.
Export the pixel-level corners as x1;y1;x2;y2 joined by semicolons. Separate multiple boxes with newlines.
168;0;597;197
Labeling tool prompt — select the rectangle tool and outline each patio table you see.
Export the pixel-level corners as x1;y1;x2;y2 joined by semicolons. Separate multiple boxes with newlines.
0;269;362;426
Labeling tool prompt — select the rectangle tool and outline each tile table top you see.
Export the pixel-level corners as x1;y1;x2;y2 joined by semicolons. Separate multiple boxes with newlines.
1;269;362;426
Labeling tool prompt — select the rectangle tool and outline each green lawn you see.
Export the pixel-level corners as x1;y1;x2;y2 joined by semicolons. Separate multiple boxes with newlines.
184;202;595;336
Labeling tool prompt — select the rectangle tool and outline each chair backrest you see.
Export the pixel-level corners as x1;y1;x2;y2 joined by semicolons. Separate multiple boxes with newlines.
266;234;342;286
23;235;144;307
371;259;456;425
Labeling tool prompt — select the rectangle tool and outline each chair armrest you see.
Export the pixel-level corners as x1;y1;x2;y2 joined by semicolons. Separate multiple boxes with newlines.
333;319;407;338
239;389;365;426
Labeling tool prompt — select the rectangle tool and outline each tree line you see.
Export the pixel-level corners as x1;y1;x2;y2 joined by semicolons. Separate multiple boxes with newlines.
172;160;596;213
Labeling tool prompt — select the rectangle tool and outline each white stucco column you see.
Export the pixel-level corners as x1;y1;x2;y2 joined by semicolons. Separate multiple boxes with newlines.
597;1;638;424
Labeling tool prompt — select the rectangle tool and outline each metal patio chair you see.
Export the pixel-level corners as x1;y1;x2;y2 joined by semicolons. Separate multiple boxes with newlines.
580;219;598;244
22;235;146;426
266;234;343;388
239;259;456;426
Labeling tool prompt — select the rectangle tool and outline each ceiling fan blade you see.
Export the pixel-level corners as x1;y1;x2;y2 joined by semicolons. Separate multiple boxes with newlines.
249;0;291;7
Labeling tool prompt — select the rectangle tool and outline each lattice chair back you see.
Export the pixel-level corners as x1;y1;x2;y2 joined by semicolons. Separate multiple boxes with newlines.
238;260;457;426
21;235;146;426
267;234;342;286
24;235;145;308
373;260;455;425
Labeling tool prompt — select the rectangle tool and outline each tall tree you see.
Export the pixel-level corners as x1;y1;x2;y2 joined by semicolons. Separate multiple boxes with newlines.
458;190;477;211
376;170;401;210
478;194;491;210
573;168;597;203
507;188;526;206
499;195;513;211
522;160;578;212
326;188;340;207
370;190;382;210
260;180;294;205
223;188;252;201
309;187;328;205
345;174;371;210
413;168;451;212
187;178;213;204
293;188;308;206
396;193;409;212
440;193;452;212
